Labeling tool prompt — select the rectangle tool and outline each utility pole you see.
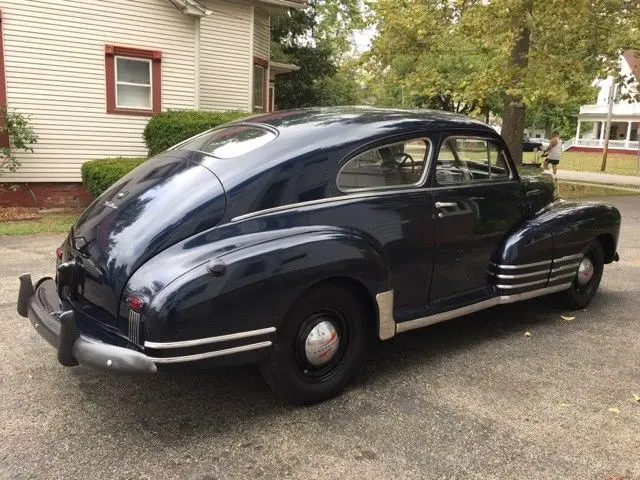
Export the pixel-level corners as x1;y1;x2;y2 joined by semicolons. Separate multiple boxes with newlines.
600;80;616;172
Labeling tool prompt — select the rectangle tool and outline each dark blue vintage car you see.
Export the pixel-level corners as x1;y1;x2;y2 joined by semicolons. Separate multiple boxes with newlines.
18;107;621;404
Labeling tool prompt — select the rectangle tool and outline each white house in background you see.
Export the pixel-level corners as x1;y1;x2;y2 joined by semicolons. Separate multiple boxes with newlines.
570;51;640;153
0;0;304;184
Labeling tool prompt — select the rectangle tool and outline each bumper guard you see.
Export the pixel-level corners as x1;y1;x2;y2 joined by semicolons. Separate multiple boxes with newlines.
17;274;157;374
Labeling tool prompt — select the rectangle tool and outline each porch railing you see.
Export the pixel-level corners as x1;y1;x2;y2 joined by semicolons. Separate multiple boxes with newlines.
571;138;640;150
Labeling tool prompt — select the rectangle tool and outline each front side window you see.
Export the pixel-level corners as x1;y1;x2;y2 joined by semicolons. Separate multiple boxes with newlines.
105;45;161;115
178;125;276;158
337;138;431;191
435;137;510;185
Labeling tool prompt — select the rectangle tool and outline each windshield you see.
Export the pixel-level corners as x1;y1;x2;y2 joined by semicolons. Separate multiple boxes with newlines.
177;125;277;158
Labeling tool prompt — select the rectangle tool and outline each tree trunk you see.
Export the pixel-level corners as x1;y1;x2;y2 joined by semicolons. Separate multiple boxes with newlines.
500;0;533;166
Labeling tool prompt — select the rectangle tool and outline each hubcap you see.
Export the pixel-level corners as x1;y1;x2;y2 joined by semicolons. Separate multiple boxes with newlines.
577;257;594;286
304;320;340;367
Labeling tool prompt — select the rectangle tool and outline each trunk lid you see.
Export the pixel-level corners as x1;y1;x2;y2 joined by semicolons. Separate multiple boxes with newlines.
68;150;226;320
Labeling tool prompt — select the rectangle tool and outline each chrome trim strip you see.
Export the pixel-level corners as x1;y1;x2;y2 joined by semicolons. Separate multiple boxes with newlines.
554;253;583;263
144;327;276;350
128;310;141;348
395;283;572;334
494;269;550;280
549;272;578;282
148;341;273;364
375;290;396;340
490;259;552;270
230;189;425;222
551;262;580;274
495;278;548;289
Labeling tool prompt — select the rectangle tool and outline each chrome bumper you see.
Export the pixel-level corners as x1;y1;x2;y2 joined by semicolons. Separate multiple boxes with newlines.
17;274;157;374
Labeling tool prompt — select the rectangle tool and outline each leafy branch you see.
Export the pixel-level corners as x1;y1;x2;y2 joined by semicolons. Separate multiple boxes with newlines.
0;107;38;177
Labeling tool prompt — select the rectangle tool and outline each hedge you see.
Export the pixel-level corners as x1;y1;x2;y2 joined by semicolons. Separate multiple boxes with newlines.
81;157;146;198
143;109;248;157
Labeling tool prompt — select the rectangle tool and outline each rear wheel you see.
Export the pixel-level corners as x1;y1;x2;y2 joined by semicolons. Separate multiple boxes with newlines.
259;283;372;405
561;241;604;309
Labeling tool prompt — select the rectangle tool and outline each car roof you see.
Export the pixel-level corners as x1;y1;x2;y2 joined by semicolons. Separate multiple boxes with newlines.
245;106;494;135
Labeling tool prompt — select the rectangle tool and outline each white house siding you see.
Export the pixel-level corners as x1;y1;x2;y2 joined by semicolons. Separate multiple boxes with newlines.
253;8;270;61
2;0;196;182
199;0;252;111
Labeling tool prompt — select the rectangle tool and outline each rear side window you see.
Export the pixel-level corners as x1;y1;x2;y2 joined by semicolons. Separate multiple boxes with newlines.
337;138;431;191
436;137;511;185
178;125;276;158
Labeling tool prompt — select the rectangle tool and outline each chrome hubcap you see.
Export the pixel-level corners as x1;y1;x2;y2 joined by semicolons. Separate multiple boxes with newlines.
577;257;594;286
304;320;340;367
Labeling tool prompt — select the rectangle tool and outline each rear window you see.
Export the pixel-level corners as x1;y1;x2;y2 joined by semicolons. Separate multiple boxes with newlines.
178;125;276;158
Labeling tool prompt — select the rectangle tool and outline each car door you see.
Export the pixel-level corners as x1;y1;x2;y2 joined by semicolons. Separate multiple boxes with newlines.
429;134;524;308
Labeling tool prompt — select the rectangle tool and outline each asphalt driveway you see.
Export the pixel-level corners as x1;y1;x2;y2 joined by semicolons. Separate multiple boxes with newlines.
1;197;639;480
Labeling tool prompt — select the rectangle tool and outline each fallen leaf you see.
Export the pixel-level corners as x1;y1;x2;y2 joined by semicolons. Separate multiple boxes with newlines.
608;406;620;415
524;331;532;337
558;403;571;408
561;315;576;321
633;394;640;402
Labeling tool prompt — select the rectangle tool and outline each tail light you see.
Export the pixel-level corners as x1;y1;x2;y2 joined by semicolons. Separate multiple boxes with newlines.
126;295;146;313
56;247;63;260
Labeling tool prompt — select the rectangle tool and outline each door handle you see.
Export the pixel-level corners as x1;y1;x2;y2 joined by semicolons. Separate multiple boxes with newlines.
435;201;458;208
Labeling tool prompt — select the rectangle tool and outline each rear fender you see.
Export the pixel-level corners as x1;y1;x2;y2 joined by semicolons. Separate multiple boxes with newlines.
137;226;389;343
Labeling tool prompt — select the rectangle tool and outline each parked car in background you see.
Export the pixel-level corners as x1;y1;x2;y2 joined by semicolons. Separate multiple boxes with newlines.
523;137;550;152
18;107;621;405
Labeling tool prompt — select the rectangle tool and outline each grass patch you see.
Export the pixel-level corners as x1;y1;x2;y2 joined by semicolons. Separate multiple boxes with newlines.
558;181;640;199
0;211;79;235
523;151;640;176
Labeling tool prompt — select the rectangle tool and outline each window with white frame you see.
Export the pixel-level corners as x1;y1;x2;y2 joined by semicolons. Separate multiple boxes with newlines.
115;56;152;110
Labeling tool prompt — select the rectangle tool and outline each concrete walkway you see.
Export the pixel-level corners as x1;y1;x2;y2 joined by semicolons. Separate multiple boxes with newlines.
556;169;640;186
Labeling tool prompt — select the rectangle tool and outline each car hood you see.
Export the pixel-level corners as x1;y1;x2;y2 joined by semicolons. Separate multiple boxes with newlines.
70;150;226;319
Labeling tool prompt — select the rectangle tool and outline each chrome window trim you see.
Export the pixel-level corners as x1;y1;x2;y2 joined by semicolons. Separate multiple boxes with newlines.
490;259;552;270
144;327;276;350
436;135;514;186
336;137;434;193
148;341;272;364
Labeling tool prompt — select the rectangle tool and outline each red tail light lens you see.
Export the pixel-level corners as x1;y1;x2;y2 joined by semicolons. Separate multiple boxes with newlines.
126;295;146;312
56;247;63;260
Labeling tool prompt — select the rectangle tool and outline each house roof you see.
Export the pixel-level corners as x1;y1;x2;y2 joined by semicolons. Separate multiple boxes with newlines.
166;0;306;15
270;61;300;75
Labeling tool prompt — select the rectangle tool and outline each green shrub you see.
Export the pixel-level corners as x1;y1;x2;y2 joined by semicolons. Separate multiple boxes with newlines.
81;157;146;198
143;109;248;157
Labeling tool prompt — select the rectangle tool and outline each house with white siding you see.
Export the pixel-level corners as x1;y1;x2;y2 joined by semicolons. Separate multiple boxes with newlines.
0;0;303;204
568;51;640;154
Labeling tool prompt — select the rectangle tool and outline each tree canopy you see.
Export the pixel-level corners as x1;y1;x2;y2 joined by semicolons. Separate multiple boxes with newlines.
365;0;640;162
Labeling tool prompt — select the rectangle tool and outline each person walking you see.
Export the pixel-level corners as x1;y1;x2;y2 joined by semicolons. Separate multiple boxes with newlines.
543;131;562;175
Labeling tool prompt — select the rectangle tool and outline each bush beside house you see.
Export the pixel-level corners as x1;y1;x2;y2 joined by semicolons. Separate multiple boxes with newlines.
81;157;146;198
143;110;248;157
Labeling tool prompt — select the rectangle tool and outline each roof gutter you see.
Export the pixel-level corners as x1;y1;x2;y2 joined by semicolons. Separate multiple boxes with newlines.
165;0;212;17
254;0;307;9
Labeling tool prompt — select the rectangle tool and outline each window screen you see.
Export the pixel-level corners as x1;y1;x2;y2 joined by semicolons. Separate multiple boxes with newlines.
337;139;430;191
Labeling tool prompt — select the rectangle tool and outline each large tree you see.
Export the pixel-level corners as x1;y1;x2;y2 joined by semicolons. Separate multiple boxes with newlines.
366;0;639;163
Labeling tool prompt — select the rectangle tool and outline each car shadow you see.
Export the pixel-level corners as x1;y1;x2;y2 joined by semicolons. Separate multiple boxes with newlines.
69;291;624;445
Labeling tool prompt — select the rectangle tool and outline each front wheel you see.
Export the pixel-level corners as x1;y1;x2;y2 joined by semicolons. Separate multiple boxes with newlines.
259;283;372;405
561;241;604;310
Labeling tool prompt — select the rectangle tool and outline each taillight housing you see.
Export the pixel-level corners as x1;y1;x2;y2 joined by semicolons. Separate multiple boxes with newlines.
126;295;146;313
56;247;63;260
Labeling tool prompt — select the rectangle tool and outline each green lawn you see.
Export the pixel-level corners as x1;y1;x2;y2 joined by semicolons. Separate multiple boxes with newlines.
523;151;640;176
558;181;640;199
0;212;79;236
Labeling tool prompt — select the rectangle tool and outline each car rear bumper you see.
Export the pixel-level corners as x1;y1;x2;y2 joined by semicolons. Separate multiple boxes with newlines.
17;274;157;374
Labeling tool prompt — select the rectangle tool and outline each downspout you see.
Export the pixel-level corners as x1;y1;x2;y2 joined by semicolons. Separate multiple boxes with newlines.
194;16;200;109
248;5;255;112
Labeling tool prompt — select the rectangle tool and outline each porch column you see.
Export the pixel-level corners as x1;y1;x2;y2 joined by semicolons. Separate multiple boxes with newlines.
575;121;581;144
626;121;633;147
599;121;606;145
